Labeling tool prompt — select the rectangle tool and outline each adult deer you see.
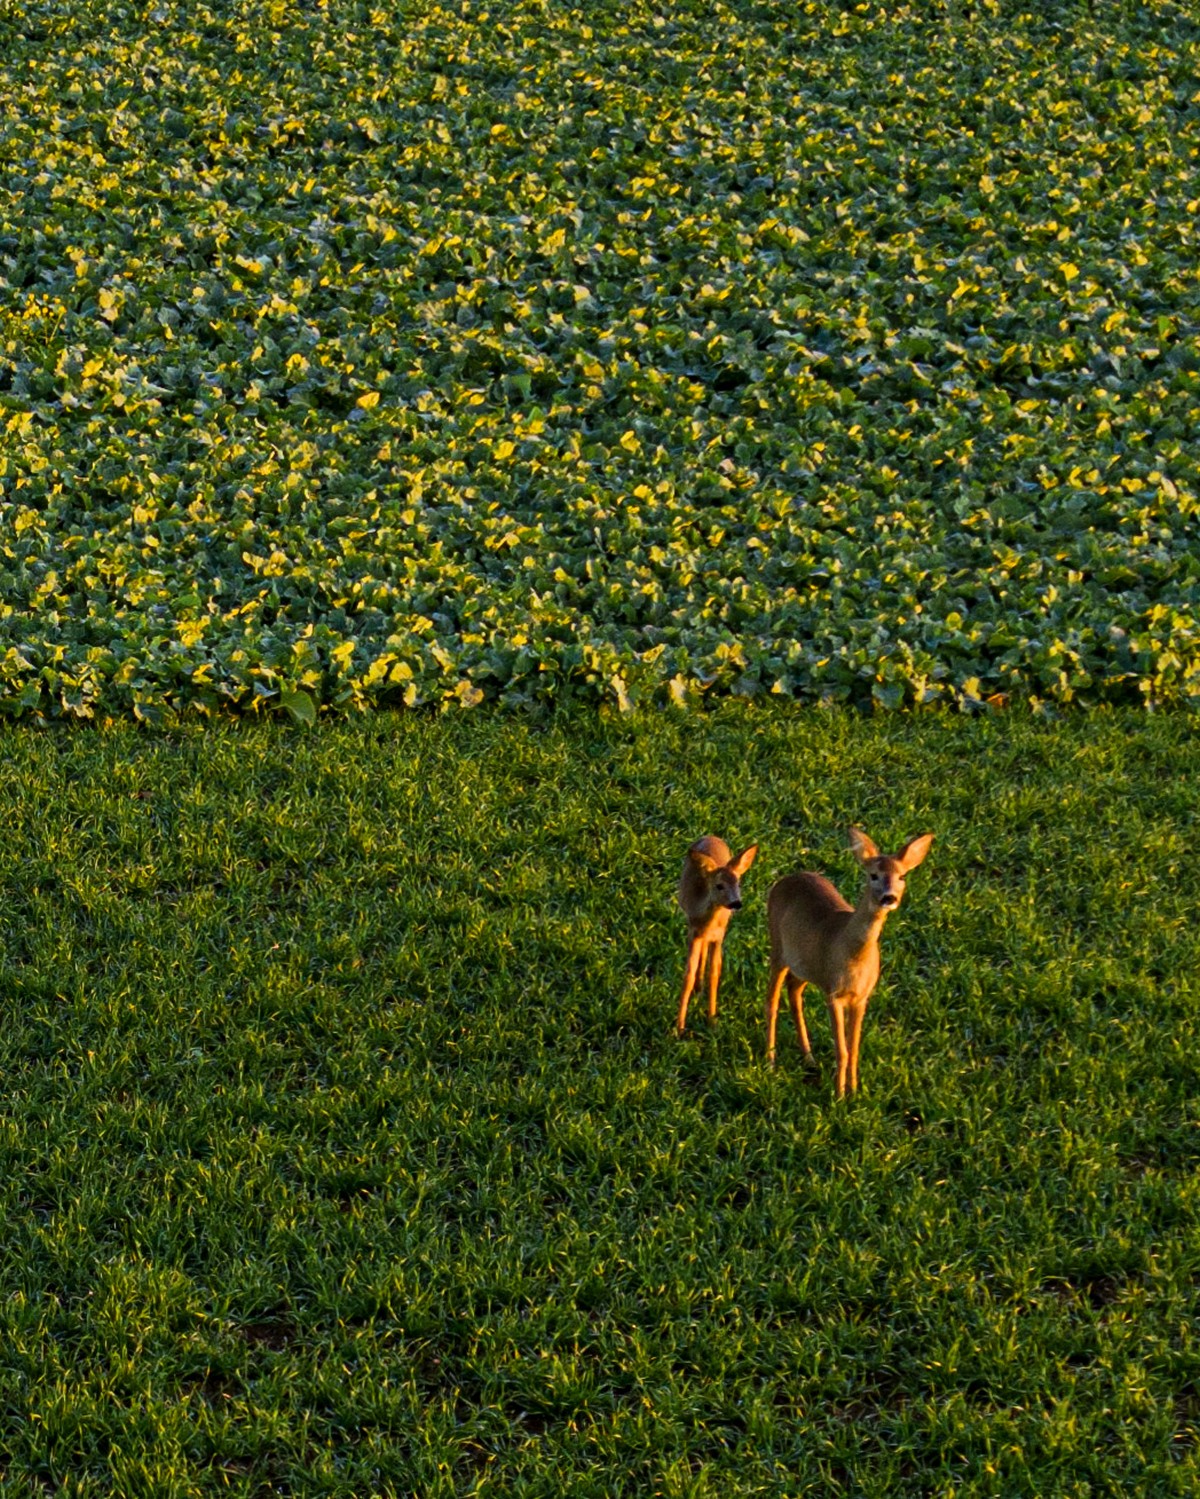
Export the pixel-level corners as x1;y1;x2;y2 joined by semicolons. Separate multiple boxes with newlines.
764;828;934;1095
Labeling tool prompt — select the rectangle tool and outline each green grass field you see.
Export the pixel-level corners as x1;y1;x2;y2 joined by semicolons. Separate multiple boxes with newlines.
0;708;1197;1494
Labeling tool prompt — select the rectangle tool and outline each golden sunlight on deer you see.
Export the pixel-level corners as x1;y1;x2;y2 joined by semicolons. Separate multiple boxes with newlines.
676;837;758;1036
765;828;934;1096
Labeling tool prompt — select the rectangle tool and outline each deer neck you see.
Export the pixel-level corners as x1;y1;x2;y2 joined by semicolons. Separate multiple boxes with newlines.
844;887;889;959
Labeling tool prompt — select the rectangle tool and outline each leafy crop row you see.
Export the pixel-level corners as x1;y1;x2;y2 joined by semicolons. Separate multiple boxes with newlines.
2;0;1199;719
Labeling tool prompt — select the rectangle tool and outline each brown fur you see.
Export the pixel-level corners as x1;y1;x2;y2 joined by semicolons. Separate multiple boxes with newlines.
676;836;757;1035
764;828;934;1095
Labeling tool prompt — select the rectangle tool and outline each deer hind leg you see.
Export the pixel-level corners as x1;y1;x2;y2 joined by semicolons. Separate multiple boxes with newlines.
765;965;788;1068
676;934;705;1036
787;976;811;1058
828;999;849;1098
706;940;723;1025
846;1002;867;1094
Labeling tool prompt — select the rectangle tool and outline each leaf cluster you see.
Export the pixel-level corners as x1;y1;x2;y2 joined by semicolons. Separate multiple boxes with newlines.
1;1;1199;717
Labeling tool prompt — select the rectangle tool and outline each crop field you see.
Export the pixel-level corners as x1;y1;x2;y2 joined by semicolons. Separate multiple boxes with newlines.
3;0;1200;1493
0;709;1197;1495
2;0;1200;720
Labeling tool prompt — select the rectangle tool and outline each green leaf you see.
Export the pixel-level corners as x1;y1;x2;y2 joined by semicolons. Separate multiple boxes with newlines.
279;688;317;726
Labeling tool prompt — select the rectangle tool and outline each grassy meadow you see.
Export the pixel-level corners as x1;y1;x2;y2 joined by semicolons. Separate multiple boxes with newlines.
0;708;1197;1494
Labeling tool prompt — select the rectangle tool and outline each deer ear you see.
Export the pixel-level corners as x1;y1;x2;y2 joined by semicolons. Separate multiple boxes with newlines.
729;844;758;878
898;832;934;872
688;848;720;875
848;827;879;865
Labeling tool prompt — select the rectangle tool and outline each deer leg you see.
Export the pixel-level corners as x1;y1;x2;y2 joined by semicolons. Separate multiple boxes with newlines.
829;999;849;1098
706;940;723;1025
787;976;811;1058
765;965;788;1068
847;1003;867;1094
676;935;704;1036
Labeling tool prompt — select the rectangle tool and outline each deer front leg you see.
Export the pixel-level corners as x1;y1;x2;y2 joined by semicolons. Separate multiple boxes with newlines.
706;940;723;1025
828;999;849;1098
787;975;811;1058
846;1001;868;1094
676;934;704;1036
765;965;788;1067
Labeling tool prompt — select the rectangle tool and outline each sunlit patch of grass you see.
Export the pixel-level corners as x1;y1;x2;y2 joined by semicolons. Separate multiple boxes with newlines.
0;707;1196;1492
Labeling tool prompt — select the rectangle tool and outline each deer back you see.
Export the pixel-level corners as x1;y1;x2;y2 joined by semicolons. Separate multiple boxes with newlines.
768;872;871;996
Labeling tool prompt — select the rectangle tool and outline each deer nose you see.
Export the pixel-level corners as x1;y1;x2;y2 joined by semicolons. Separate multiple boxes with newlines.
879;893;897;907
728;898;743;910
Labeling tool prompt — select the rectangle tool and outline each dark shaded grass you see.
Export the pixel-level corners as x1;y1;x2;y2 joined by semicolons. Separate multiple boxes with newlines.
0;707;1197;1495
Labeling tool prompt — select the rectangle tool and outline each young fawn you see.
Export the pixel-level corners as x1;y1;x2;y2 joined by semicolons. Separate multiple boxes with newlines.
676;837;758;1036
765;828;934;1096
